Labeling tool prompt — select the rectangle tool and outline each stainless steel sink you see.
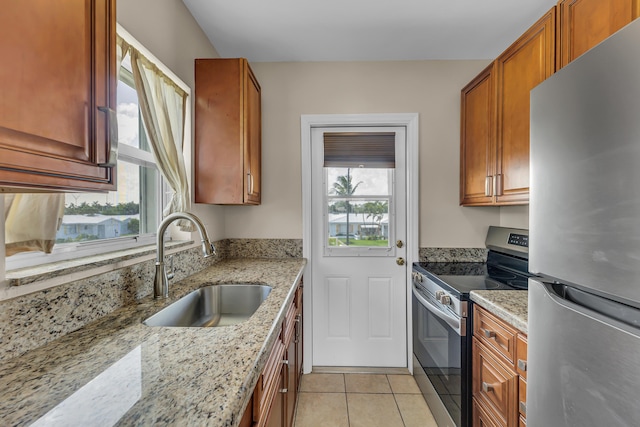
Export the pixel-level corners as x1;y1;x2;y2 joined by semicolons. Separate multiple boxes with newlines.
143;284;272;327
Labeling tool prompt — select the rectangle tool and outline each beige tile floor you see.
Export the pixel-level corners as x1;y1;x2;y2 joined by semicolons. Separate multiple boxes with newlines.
294;373;439;427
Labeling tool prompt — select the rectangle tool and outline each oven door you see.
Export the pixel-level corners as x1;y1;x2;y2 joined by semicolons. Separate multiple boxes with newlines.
412;284;470;427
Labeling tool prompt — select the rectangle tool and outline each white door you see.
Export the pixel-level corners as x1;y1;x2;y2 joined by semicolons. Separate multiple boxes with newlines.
311;126;407;367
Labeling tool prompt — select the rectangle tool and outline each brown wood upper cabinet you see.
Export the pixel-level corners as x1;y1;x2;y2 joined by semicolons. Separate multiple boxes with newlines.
460;7;555;206
495;7;555;205
195;58;261;205
0;0;117;192
558;0;640;69
460;63;496;206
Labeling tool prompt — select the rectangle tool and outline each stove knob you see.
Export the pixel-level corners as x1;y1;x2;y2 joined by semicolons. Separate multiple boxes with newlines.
435;290;445;300
440;295;452;306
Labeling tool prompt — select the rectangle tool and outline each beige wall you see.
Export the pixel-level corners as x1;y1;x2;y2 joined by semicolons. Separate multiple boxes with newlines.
116;3;530;247
228;60;509;248
117;0;226;240
500;205;529;229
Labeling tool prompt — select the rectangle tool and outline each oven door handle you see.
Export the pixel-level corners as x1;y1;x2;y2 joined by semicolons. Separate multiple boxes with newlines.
413;285;463;335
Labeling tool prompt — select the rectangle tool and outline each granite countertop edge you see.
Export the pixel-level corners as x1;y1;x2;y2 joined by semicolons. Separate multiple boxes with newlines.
470;290;529;334
0;258;307;427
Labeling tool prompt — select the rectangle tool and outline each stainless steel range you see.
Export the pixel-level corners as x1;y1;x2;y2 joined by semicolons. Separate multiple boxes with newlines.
411;226;530;427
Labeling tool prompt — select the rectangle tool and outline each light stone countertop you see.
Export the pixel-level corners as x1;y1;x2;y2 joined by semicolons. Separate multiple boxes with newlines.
0;258;306;427
470;290;528;334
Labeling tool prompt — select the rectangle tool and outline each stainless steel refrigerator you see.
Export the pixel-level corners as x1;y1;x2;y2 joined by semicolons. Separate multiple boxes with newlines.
528;16;640;427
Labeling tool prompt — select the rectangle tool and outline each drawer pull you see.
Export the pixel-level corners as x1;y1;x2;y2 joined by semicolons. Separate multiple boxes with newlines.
282;359;289;365
519;401;527;415
483;329;495;339
279;388;288;394
481;382;494;393
518;359;527;372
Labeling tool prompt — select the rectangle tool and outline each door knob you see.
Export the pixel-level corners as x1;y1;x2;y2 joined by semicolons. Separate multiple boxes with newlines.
396;257;405;266
396;240;404;248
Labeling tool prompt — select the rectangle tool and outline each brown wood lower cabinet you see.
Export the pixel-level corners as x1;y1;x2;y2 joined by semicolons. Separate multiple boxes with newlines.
473;305;527;427
250;280;303;427
473;397;501;427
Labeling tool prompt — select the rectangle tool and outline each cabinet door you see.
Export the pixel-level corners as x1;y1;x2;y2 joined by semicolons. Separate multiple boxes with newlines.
244;64;261;204
473;397;502;427
266;364;285;427
195;58;261;205
473;338;518;427
284;339;297;427
558;0;640;68
495;7;555;205
294;312;303;390
0;0;116;191
460;63;496;206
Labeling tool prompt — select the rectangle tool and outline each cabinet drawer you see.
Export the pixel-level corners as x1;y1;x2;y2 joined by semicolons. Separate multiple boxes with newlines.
473;397;502;427
474;306;517;364
283;282;302;345
516;334;527;379
519;377;527;419
255;330;285;418
283;301;297;346
473;338;518;426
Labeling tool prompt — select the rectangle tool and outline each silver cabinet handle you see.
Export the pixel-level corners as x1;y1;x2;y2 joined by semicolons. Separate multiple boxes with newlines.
482;382;493;393
485;176;493;196
294;314;301;343
517;359;527;372
495;173;503;196
282;359;289;365
97;106;118;167
483;329;495;339
279;388;288;393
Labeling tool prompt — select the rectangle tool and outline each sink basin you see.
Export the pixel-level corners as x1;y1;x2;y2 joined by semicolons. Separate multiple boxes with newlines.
143;284;272;327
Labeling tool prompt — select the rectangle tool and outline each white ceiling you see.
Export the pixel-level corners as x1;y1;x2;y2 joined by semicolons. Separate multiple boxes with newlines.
182;0;557;62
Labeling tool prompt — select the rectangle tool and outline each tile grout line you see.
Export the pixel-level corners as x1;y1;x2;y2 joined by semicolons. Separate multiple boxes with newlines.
343;374;352;427
388;374;408;427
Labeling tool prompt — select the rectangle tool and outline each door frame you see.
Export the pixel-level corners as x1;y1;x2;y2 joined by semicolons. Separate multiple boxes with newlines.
300;113;419;373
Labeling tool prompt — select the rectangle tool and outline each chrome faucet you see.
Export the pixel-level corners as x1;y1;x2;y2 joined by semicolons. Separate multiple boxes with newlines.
154;212;216;299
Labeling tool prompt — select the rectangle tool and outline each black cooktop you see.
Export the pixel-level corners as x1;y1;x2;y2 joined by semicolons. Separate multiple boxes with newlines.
414;252;532;297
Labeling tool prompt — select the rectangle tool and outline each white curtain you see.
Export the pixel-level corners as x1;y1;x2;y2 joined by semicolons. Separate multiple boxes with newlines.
4;194;65;256
119;36;193;232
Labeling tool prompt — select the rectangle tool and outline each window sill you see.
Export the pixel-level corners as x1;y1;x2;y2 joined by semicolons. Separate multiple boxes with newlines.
5;240;193;288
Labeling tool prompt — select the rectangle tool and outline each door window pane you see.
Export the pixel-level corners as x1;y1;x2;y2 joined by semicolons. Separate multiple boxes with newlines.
326;167;392;250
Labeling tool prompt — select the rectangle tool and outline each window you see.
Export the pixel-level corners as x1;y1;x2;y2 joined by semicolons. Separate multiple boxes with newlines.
325;167;394;253
322;132;397;256
55;55;163;245
4;28;190;271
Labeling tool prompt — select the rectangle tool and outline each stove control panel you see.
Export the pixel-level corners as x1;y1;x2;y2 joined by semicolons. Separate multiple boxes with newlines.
508;233;529;248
